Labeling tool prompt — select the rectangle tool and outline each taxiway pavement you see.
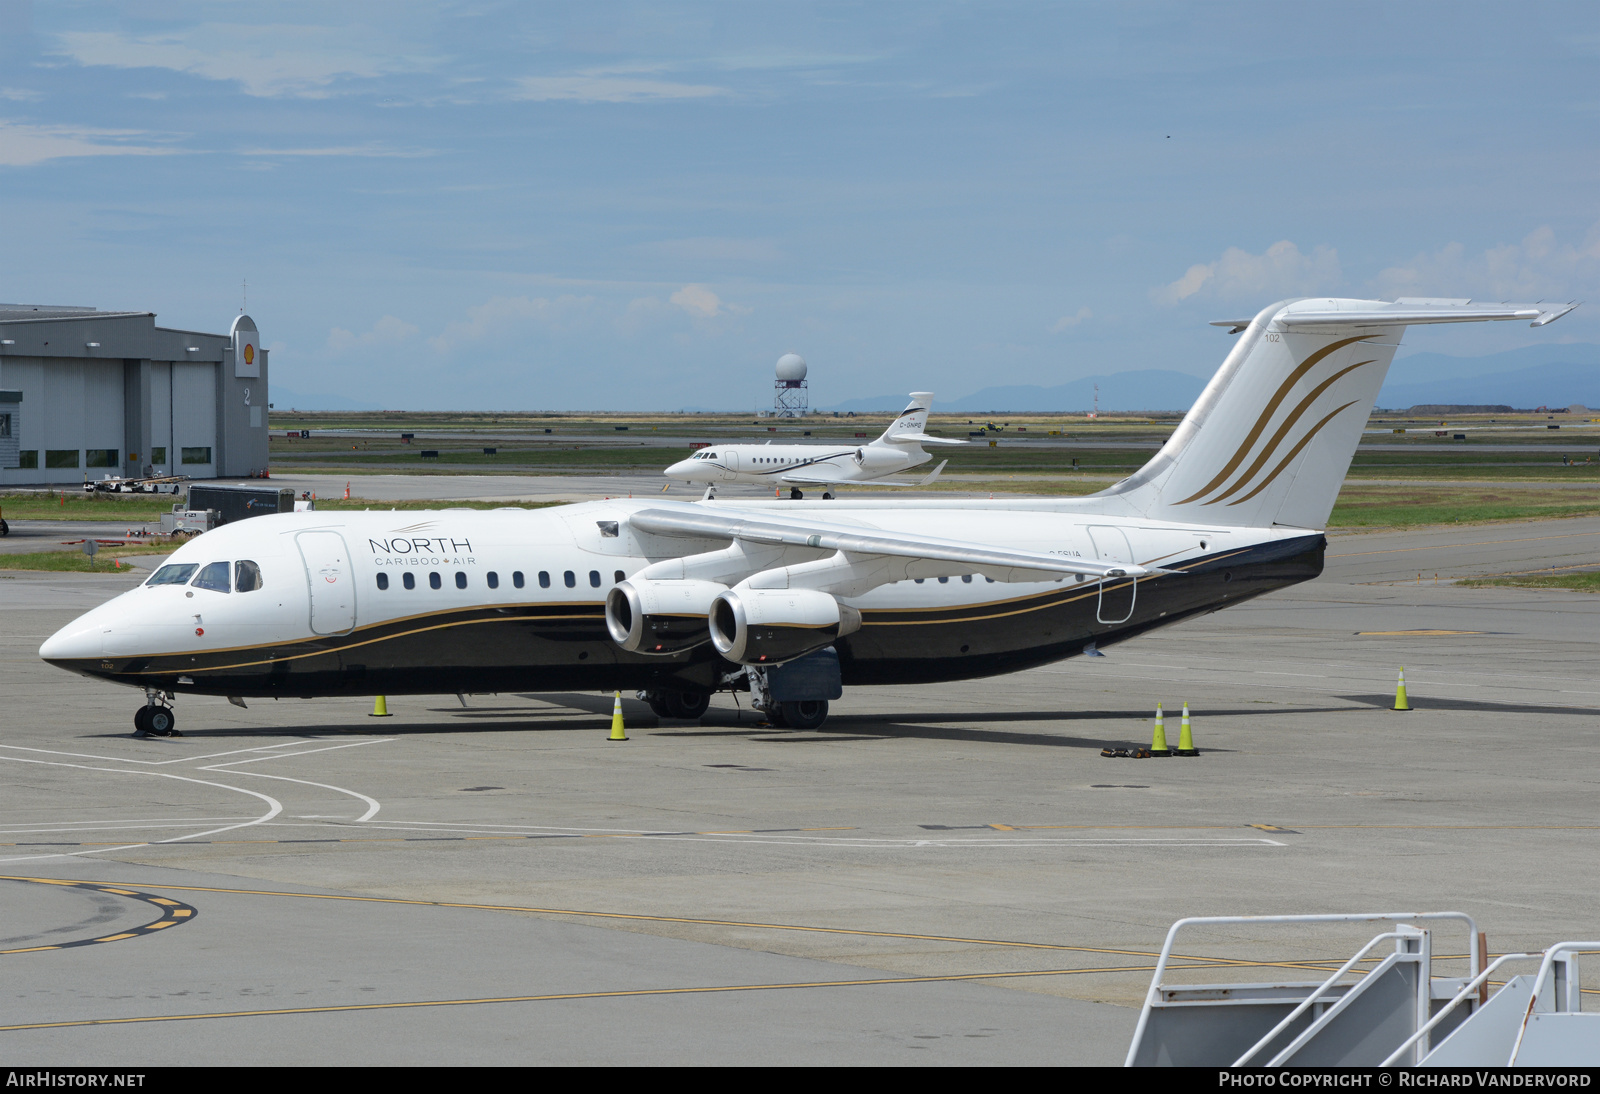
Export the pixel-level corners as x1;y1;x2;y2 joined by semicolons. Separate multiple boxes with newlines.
2;517;1596;1064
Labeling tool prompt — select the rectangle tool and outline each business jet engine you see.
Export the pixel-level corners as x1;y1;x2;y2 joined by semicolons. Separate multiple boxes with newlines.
605;579;726;655
708;587;862;665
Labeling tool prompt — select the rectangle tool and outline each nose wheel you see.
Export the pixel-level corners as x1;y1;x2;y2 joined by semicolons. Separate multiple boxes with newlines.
134;692;180;737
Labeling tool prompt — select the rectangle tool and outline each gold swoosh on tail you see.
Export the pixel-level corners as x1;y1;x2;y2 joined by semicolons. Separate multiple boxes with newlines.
1204;360;1373;505
1173;334;1367;505
1225;401;1359;507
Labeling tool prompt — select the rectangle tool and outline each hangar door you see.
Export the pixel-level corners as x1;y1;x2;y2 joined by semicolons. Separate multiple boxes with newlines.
1087;526;1137;624
296;531;356;635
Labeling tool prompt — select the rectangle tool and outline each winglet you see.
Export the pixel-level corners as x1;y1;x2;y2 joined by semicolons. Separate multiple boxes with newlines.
1531;302;1579;328
917;459;948;486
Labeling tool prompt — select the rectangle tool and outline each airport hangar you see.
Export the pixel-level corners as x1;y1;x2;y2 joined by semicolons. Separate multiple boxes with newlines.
0;304;268;486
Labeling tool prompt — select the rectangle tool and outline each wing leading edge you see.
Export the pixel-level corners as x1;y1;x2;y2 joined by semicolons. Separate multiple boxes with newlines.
627;506;1161;582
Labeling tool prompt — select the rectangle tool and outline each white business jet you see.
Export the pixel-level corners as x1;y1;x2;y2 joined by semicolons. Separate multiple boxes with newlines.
40;296;1576;735
662;393;965;499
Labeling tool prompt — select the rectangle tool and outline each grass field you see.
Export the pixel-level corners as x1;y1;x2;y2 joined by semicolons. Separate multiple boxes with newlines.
1459;571;1600;593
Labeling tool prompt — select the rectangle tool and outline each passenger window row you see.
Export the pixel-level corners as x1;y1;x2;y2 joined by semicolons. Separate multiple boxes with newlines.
375;568;627;592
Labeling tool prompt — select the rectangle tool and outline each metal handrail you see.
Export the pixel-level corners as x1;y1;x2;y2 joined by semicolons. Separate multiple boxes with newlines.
1125;911;1481;1068
1236;931;1404;1067
1509;942;1600;1064
1379;952;1537;1067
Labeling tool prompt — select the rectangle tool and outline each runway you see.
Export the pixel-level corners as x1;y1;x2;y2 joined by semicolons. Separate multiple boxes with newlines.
2;517;1597;1063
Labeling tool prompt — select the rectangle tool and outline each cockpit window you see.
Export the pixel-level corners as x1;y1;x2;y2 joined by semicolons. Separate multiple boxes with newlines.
235;560;263;592
191;561;231;593
148;563;198;586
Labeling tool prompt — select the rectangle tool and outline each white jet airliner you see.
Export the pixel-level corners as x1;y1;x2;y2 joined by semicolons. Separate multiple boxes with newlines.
662;393;965;499
40;297;1576;735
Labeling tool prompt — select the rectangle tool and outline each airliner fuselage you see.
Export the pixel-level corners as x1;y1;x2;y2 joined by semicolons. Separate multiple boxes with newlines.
39;500;1320;698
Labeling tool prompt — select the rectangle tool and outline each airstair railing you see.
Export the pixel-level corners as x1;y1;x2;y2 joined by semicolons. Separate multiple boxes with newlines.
1237;928;1411;1067
1379;952;1537;1067
1508;942;1599;1064
1125;911;1482;1069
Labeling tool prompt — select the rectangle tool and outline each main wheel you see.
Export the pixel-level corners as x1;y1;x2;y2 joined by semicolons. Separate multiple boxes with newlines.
789;488;804;500
639;691;673;719
133;706;153;735
779;699;828;730
146;707;177;736
664;689;711;720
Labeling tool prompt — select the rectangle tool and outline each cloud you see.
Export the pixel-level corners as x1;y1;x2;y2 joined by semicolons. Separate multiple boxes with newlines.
1051;307;1092;333
427;295;596;353
237;143;432;159
1372;223;1600;301
0;119;178;166
633;236;784;263
511;74;729;103
669;284;749;318
1154;241;1342;305
327;315;419;353
0;87;42;101
54;26;434;98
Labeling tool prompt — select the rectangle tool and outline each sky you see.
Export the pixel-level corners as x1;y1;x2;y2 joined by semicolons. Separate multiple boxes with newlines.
2;1;1597;410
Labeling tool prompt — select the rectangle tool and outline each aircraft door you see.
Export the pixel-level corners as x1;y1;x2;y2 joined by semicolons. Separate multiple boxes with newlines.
1087;526;1137;625
722;452;740;478
296;530;357;635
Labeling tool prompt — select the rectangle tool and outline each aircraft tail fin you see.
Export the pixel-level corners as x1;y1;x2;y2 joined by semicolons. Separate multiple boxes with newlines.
1099;297;1577;529
875;393;935;445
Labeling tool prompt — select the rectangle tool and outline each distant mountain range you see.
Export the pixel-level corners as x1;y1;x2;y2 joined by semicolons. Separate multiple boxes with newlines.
822;370;1208;414
267;343;1598;414
268;386;383;412
823;344;1600;414
1376;343;1599;410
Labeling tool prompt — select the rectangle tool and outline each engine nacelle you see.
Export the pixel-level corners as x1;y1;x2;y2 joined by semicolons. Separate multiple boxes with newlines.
708;588;862;665
606;579;726;655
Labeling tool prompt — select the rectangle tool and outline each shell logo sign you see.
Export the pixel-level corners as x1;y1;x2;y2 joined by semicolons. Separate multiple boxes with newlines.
243;342;255;365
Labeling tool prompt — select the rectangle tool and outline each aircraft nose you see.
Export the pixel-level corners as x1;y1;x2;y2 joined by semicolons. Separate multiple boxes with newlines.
664;461;695;481
40;621;102;662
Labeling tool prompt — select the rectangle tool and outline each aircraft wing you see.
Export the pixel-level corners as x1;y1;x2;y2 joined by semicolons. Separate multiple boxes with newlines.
779;460;949;488
774;469;856;486
627;506;1160;581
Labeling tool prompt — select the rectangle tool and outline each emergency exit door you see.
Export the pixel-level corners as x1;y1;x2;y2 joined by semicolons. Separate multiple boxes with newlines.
1087;526;1137;624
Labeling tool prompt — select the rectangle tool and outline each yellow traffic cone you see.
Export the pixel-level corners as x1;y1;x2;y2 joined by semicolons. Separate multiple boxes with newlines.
370;695;392;718
607;690;628;741
1392;667;1411;711
1150;702;1171;756
1175;702;1198;756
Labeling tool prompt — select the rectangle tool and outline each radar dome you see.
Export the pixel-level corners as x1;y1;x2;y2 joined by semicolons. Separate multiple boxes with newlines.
775;353;808;381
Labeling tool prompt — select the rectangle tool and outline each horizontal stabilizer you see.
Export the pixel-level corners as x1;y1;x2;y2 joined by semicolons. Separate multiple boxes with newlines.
879;432;966;446
1276;299;1578;330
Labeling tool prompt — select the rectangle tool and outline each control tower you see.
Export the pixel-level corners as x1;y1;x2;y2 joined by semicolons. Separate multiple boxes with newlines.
774;353;808;417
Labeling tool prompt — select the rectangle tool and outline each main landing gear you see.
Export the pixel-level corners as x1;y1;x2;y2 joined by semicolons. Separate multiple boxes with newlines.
134;689;180;737
789;487;804;500
766;699;829;730
638;688;712;721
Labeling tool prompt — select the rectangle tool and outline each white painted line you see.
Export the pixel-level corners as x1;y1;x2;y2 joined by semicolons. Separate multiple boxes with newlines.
0;754;283;861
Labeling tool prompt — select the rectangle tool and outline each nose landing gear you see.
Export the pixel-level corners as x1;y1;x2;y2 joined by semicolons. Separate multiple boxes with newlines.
134;689;180;737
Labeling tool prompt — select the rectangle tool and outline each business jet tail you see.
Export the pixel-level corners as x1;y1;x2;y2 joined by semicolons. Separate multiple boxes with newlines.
876;393;934;444
1099;297;1578;529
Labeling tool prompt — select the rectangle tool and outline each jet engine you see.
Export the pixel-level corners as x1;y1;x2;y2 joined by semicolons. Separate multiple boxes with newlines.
708;587;862;665
606;579;726;655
